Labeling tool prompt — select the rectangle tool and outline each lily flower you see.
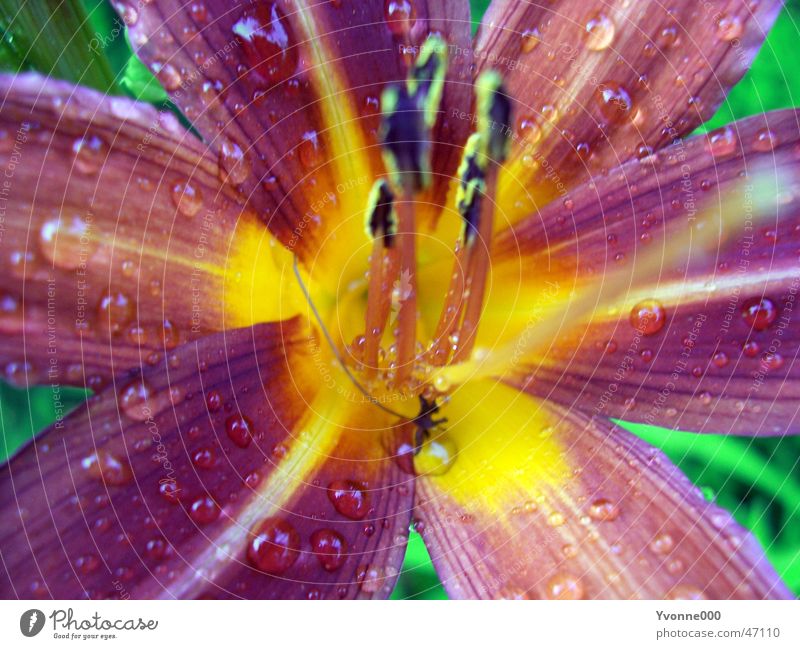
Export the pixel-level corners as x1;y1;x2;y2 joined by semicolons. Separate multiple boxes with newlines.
0;0;798;599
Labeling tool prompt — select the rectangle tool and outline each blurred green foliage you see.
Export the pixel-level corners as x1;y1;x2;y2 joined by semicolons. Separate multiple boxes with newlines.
0;0;798;600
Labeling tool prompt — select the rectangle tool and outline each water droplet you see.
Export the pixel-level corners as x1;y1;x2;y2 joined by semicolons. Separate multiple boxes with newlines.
39;214;96;270
72;135;108;174
119;378;153;421
218;138;251;186
715;13;743;42
629;299;667;335
741;297;777;331
206;389;223;412
232;2;298;86
75;554;100;574
247;518;300;574
192;447;216;469
666;584;706;600
706;125;737;158
298;131;323;169
328;480;370;520
310;528;348;571
595;81;633;123
649;532;674;554
159;481;181;504
752;127;778;152
519;27;542;53
189;496;220;524
711;351;729;368
97;291;135;336
584;13;615;51
225;413;254;448
545;572;584;599
547;511;565;527
384;0;416;38
588;498;619;522
81;450;133;486
414;435;457;476
152;61;183;91
171;181;203;217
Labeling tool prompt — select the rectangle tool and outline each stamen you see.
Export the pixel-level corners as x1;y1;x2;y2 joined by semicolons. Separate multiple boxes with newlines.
430;72;512;366
363;180;398;378
394;188;418;388
427;134;485;365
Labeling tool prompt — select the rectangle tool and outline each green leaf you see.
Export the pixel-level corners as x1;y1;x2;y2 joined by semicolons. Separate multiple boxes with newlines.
120;48;168;104
0;0;120;92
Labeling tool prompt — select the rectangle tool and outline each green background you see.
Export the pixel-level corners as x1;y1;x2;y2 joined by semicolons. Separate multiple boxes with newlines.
1;0;798;600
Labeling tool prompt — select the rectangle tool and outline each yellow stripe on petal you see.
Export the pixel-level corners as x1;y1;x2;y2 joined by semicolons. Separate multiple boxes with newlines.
224;213;304;327
421;381;569;513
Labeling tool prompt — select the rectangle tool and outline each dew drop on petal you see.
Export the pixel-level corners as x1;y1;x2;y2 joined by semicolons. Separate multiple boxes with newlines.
39;214;97;270
584;13;615;51
171;181;203;217
81;450;133;486
715;13;743;42
519;27;542;53
752;127;779;152
666;584;706;600
595;81;633;123
310;528;348;572
247;518;300;574
218;138;251;186
545;572;584;600
72;135;108;176
97;291;136;337
741;297;777;331
629;299;667;335
119;378;153;421
649;532;674;555
225;413;254;448
414;436;457;476
298;131;323;169
384;0;416;38
189;496;220;524
232;2;298;86
705;125;738;158
328;480;370;520
588;498;620;522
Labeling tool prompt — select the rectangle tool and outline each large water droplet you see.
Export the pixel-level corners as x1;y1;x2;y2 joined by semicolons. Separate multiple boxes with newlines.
584;13;615;51
384;0;416;38
715;13;743;42
119;378;153;421
39;214;96;270
247;517;300;574
705;125;737;158
649;532;674;554
152;61;183;91
310;528;348;571
629;299;667;336
666;584;706;600
588;498;620;522
232;2;298;86
414;435;457;476
81;450;133;486
545;572;585;599
72;135;108;174
97;291;135;336
595;81;633;123
189;495;220;524
218;138;251;186
519;27;542;53
298;131;323;169
752;127;778;152
225;414;254;448
328;480;370;520
171;181;203;217
741;297;777;331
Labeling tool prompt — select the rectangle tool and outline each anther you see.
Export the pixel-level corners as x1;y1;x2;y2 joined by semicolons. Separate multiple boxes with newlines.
379;84;431;193
365;179;397;248
412;396;448;451
408;34;448;129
